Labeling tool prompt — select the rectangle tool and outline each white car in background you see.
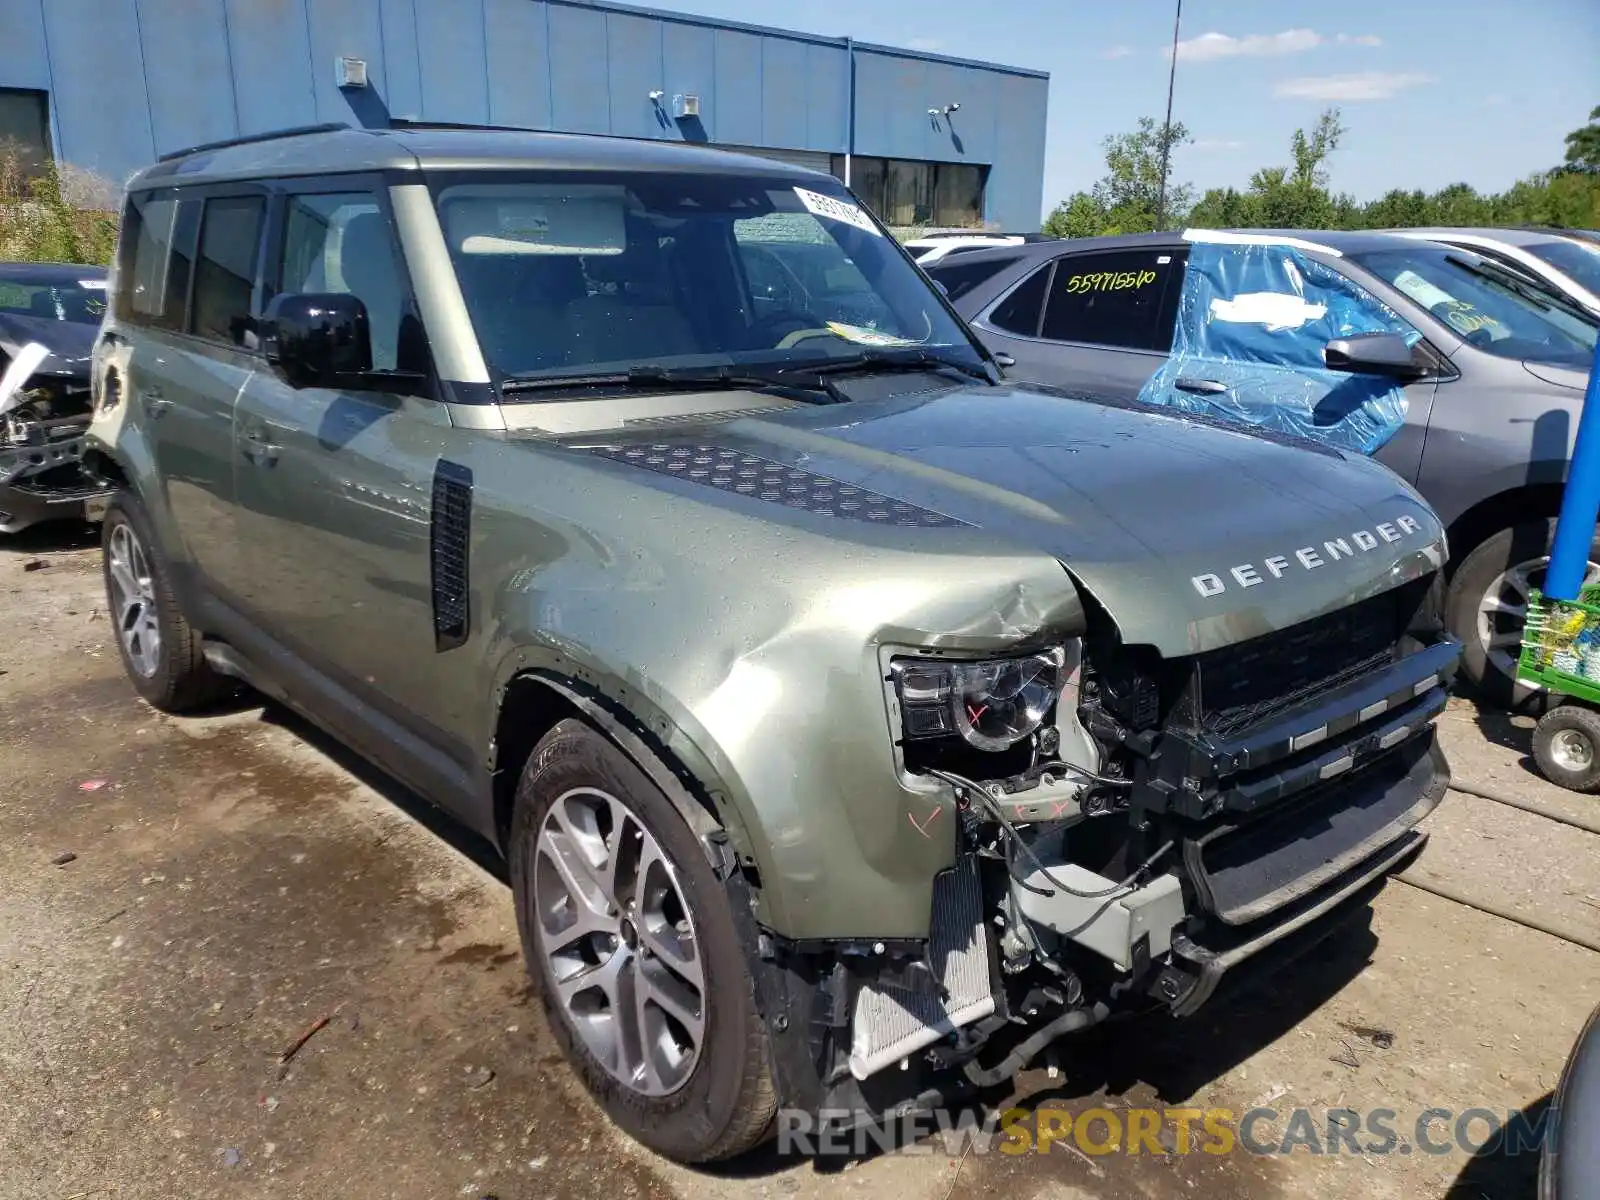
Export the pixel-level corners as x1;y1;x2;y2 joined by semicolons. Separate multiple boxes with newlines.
1394;227;1600;317
903;231;1055;266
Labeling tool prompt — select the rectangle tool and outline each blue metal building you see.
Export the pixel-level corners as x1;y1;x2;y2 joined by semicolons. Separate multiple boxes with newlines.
0;0;1049;230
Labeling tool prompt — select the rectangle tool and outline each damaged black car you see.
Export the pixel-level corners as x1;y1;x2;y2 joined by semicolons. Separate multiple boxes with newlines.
0;261;111;535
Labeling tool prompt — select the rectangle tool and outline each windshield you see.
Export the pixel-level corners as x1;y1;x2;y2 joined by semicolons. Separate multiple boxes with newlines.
1350;245;1596;366
1526;238;1600;296
0;272;107;324
428;171;984;389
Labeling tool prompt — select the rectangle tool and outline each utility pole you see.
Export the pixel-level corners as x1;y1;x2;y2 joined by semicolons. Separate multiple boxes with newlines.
1156;0;1182;230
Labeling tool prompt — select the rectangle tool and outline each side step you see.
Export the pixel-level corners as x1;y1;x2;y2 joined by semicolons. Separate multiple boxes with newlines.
849;858;995;1080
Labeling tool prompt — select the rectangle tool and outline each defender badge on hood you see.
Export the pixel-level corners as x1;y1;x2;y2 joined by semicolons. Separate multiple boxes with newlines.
1191;514;1426;598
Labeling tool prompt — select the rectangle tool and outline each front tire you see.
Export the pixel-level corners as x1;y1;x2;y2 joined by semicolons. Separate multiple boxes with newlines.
101;491;227;712
1533;705;1600;792
1446;520;1600;713
509;718;776;1163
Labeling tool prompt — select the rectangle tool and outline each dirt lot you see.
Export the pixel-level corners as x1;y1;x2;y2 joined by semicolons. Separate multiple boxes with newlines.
2;529;1597;1200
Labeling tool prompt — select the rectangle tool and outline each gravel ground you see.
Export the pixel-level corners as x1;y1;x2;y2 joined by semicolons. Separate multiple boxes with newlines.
2;527;1596;1200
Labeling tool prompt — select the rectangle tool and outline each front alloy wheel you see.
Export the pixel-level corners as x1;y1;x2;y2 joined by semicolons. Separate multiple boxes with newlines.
510;719;776;1163
533;786;706;1096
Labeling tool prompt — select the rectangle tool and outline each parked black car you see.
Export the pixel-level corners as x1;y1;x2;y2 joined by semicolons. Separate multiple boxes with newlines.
0;262;111;534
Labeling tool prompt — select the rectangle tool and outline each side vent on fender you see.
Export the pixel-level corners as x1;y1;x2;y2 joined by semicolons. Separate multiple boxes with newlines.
430;460;473;652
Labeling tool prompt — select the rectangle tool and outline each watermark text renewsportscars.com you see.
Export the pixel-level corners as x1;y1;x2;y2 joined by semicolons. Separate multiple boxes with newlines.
776;1104;1554;1159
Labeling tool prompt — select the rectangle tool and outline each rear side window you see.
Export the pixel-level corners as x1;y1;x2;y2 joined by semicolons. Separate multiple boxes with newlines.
987;264;1050;336
927;254;1022;302
1040;248;1179;351
116;191;198;330
190;196;265;348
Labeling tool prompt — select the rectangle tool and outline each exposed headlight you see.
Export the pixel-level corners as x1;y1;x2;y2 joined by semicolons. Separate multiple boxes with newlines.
892;647;1067;751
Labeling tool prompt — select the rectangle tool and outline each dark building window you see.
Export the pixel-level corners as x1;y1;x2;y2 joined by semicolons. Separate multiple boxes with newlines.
831;155;988;227
0;88;51;178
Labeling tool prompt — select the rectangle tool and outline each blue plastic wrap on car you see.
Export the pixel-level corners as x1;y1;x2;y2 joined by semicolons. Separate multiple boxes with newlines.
1137;236;1417;454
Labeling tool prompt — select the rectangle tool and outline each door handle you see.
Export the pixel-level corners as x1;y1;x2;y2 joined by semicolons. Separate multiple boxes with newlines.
991;352;1016;368
240;425;281;467
1174;377;1229;395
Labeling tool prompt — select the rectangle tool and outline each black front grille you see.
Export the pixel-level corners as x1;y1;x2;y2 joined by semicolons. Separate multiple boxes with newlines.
1196;587;1408;740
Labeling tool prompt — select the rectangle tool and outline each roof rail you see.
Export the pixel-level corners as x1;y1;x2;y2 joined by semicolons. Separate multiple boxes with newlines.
386;118;538;133
157;122;354;163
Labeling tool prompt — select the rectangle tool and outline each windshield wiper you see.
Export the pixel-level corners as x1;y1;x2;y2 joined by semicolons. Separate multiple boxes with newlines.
797;347;996;384
501;364;845;403
1444;254;1600;328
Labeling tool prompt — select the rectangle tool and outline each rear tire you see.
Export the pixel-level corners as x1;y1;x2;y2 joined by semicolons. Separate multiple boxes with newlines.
1532;705;1600;793
1446;520;1600;713
509;718;776;1163
101;490;228;713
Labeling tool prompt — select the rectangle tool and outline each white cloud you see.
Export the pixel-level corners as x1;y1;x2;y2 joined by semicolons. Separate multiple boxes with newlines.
1273;71;1436;101
1335;33;1384;46
907;37;944;52
1172;29;1322;62
1192;139;1245;151
1100;44;1134;60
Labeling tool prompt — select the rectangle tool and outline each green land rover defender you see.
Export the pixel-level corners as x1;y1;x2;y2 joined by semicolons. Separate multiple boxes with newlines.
86;123;1460;1162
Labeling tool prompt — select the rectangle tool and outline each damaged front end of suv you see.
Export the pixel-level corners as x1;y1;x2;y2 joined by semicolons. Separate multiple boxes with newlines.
712;440;1459;1128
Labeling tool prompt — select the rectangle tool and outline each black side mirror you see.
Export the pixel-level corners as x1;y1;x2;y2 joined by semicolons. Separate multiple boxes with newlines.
261;293;372;389
1323;332;1424;379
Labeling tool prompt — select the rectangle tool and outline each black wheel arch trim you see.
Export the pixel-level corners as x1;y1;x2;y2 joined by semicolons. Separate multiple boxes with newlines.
497;670;753;871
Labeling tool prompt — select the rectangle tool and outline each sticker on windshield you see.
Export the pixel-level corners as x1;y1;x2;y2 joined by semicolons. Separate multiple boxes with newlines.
824;321;919;347
79;279;107;290
793;187;881;238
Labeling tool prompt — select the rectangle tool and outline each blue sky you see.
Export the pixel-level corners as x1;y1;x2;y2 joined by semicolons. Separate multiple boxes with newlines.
664;0;1600;218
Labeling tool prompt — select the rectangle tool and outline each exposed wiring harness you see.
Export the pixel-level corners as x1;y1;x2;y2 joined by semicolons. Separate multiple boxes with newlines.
1028;759;1132;789
925;766;1173;901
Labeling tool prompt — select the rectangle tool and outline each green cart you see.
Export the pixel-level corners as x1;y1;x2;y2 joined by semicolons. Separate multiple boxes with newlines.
1518;584;1600;791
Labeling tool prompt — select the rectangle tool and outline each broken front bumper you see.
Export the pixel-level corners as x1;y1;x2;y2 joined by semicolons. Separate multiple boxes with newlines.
844;631;1459;1083
0;426;110;534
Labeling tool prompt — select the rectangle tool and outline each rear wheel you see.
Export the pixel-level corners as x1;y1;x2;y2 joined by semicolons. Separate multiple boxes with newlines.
509;718;776;1163
1446;520;1600;713
1533;705;1600;792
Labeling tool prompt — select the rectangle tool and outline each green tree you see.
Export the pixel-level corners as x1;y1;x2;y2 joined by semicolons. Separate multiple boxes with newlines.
1095;116;1193;231
1289;108;1345;188
1361;188;1435;229
1041;102;1600;236
1564;105;1600;174
1186;185;1260;229
1041;191;1109;239
1040;117;1193;237
1428;182;1494;226
0;141;118;265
